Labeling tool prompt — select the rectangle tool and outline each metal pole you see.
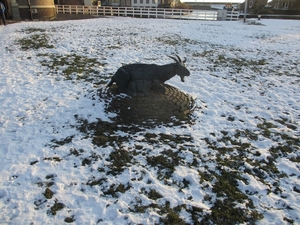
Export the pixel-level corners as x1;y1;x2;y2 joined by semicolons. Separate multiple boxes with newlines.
243;0;247;22
27;0;33;20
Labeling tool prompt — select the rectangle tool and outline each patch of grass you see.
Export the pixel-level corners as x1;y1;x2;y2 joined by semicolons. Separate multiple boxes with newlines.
257;121;277;138
81;152;102;166
147;149;183;179
199;168;264;224
19;27;47;34
43;157;62;162
48;201;65;216
49;110;298;224
51;136;74;148
16;33;54;50
159;209;186;225
203;130;265;223
157;202;186;225
34;175;55;189
15;27;58;50
74;117;142;147
107;149;134;175
43;188;54;199
270;144;294;158
129;202;159;213
86;177;107;186
194;45;269;76
71;116;266;223
211;54;267;74
130;201;186;225
159;133;193;147
68;148;84;157
275;118;298;130
198;171;213;183
30;160;39;165
64;215;75;223
213;170;248;201
103;183;131;198
146;189;163;200
38;53;107;81
234;129;259;141
289;156;300;163
201;198;263;224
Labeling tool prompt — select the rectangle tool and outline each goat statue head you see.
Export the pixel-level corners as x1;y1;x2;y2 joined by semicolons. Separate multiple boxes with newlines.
169;55;190;82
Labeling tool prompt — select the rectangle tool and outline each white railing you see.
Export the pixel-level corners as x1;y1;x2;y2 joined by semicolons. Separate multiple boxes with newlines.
183;10;218;21
226;11;240;21
55;5;239;21
56;5;190;19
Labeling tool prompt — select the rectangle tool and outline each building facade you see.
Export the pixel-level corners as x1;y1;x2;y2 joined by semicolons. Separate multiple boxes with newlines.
3;0;56;20
271;0;299;9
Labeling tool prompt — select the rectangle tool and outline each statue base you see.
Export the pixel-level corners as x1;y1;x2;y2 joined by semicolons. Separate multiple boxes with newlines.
101;84;195;126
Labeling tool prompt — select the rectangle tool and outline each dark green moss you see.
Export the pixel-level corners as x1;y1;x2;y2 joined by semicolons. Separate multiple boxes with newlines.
103;183;131;198
49;201;65;216
43;188;54;199
16;33;54;50
64;215;75;223
146;189;163;200
201;199;263;225
107;150;134;175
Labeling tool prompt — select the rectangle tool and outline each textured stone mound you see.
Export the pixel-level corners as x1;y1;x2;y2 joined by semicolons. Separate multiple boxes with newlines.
100;84;195;126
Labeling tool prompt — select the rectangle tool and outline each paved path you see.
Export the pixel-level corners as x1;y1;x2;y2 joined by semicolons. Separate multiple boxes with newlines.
55;14;104;21
1;13;103;27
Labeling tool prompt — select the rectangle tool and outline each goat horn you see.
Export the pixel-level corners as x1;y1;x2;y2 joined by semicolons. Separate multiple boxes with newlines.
182;57;187;63
175;54;182;63
168;55;179;63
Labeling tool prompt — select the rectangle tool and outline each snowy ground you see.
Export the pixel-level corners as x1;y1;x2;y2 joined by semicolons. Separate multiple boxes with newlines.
0;17;299;224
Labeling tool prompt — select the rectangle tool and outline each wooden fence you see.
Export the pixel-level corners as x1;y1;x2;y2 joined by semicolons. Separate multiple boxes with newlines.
55;5;239;21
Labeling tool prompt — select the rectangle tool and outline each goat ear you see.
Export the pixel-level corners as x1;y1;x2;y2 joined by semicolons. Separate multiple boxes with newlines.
182;57;187;63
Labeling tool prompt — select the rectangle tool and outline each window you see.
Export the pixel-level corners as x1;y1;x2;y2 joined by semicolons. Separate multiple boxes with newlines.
284;2;290;8
140;0;143;3
146;0;149;3
249;0;253;8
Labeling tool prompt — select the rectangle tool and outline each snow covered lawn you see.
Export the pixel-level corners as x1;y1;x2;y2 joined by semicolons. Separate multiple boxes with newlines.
0;17;299;224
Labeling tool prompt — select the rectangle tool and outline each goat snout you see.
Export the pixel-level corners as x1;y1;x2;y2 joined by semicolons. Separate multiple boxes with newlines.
180;75;186;82
180;70;190;82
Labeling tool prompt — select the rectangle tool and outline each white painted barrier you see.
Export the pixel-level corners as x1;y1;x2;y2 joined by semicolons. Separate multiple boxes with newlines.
55;5;239;21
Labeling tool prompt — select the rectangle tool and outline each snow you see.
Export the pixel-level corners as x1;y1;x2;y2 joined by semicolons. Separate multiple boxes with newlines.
0;17;300;224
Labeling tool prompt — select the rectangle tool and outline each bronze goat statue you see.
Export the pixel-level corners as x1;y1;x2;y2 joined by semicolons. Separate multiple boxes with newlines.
107;55;190;96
